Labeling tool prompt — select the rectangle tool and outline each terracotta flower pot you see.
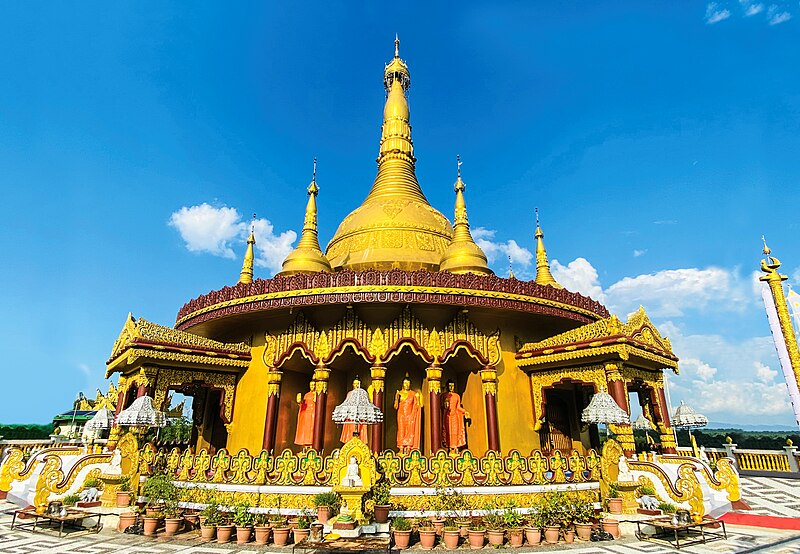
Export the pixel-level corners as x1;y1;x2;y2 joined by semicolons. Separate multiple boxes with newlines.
457;519;471;537
524;526;541;545
508;528;523;547
216;524;234;543
164;517;182;536
419;529;437;550
254;525;271;545
145;507;163;518
564;529;575;544
607;498;623;514
544;525;560;544
431;519;445;535
143;516;161;536
374;504;390;524
293;527;310;544
116;491;132;508
575;522;592;541
317;506;332;524
117;512;137;532
236;525;253;544
468;529;485;549
393;529;411;550
487;529;505;546
200;523;216;540
602;518;620;538
183;513;199;530
272;526;291;546
443;529;460;549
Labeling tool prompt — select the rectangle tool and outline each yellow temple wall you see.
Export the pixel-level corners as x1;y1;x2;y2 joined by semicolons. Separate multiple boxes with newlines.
496;348;538;453
226;345;269;454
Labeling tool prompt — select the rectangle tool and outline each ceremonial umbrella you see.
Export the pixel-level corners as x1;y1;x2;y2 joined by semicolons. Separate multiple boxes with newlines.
581;388;630;440
84;408;115;438
671;401;708;449
332;387;383;435
116;396;167;429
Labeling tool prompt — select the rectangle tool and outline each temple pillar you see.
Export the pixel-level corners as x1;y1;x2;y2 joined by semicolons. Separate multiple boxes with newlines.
605;362;635;456
312;365;330;452
481;366;501;452
656;383;677;454
427;365;443;454
370;364;385;453
262;369;283;453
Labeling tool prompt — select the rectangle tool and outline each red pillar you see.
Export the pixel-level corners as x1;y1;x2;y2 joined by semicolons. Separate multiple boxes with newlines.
656;386;677;454
427;365;443;454
370;365;385;453
262;370;283;452
605;363;634;457
482;367;501;452
312;366;330;453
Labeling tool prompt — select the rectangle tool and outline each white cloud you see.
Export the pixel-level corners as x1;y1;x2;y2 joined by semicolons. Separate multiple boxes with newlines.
551;257;606;303
169;203;296;275
681;357;718;381
768;7;792;24
633;249;647;258
754;361;778;383
472;227;533;274
685;379;791;416
705;2;732;23
741;1;765;16
605;267;752;317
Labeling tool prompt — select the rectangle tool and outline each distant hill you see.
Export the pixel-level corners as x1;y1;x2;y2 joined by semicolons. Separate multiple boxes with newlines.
707;421;799;432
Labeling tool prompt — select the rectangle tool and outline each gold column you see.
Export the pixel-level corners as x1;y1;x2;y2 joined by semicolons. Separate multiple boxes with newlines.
605;362;635;455
370;364;386;453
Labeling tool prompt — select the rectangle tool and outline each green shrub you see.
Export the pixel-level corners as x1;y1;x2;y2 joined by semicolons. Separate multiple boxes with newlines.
639;485;656;496
83;477;102;490
119;476;131;492
392;516;411;531
313;491;340;509
371;480;392;505
201;501;223;525
63;493;80;506
658;501;677;513
233;503;254;527
141;474;178;507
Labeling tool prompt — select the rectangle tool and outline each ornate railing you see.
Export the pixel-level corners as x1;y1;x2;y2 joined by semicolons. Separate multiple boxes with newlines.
669;443;799;476
735;449;791;472
139;445;601;488
0;440;84;464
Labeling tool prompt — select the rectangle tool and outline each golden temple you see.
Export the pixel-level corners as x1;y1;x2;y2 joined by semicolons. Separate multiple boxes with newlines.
105;38;679;460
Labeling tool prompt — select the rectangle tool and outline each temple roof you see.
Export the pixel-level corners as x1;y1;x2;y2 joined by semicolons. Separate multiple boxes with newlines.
325;38;454;271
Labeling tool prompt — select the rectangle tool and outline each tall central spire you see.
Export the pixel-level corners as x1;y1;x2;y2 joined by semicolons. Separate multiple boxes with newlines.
325;38;453;271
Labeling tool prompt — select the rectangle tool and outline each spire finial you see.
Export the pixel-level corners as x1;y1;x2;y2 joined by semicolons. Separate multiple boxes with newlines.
762;235;771;257
250;213;256;235
454;155;465;192
535;207;540;227
395;34;400;57
308;158;319;195
239;213;257;284
508;255;516;279
457;154;462;178
533;210;562;288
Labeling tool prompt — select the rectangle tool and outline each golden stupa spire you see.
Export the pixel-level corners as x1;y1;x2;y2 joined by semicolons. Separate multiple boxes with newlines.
534;208;562;288
279;159;332;276
325;38;453;271
439;156;493;275
238;214;256;284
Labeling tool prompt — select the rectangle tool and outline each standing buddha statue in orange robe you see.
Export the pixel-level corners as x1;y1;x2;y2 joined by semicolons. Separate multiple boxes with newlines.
394;376;422;455
294;381;316;448
339;378;369;444
441;380;470;455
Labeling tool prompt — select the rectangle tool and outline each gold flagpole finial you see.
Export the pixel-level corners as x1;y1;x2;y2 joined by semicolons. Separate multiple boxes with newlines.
395;34;400;57
762;235;771;256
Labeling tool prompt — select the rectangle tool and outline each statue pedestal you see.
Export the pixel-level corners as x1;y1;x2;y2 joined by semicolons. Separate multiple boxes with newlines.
615;481;640;514
98;474;124;507
332;485;370;524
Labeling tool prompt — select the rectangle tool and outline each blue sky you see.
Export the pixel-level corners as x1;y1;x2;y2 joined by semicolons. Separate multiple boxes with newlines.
1;1;799;426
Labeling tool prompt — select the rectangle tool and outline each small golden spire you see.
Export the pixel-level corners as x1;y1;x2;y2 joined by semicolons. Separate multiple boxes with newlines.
238;214;256;284
762;235;771;256
439;156;492;275
279;159;332;276
508;255;516;280
534;208;562;288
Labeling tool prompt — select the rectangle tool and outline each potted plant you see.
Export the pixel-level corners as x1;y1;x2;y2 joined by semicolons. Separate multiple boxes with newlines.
539;491;564;545
392;516;412;550
200;501;222;541
658;501;677;514
502;502;525;547
62;493;80;507
483;508;505;546
117;509;138;532
253;513;271;545
271;512;291;546
372;480;392;524
312;491;340;524
468;521;486;549
571;499;594;541
116;476;132;508
417;519;437;550
524;507;543;545
430;488;449;534
442;521;461;549
606;483;623;514
216;508;234;543
293;511;312;544
233;503;254;544
163;501;183;537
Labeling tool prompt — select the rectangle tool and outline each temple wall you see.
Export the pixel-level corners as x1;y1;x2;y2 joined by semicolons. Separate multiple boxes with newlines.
226;345;270;454
496;349;538;453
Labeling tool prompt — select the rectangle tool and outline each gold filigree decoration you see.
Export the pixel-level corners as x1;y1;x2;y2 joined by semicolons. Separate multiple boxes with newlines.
152;368;237;423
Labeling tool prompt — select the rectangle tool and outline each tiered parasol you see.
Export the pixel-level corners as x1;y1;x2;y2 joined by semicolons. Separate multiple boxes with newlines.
84;408;115;436
581;387;630;440
332;387;383;428
116;396;167;428
672;401;708;450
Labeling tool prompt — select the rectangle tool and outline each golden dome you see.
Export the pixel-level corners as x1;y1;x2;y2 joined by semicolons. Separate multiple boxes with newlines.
439;160;493;275
325;38;453;271
279;163;333;276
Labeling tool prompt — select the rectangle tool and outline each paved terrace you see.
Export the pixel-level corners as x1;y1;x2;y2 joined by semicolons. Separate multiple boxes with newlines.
0;476;798;554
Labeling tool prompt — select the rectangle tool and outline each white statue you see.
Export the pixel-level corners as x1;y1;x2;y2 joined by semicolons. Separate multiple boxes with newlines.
699;446;709;463
342;456;363;487
617;455;634;482
79;487;100;503
106;448;123;475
